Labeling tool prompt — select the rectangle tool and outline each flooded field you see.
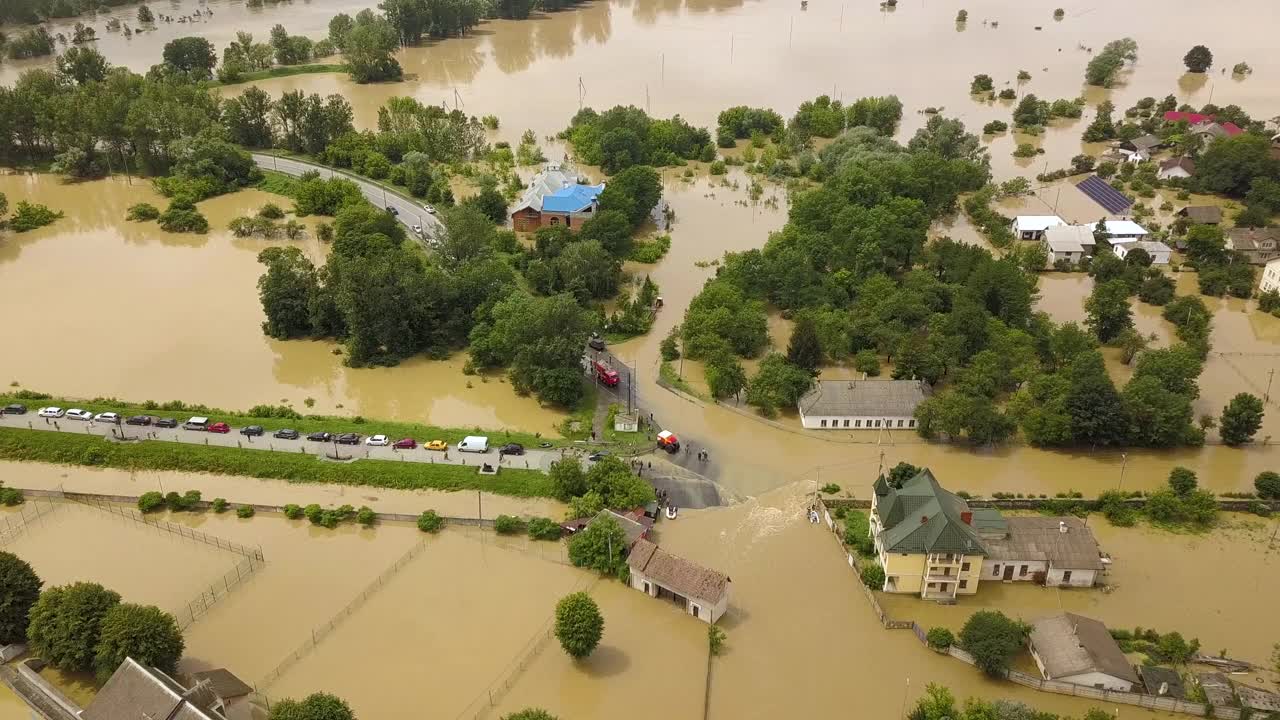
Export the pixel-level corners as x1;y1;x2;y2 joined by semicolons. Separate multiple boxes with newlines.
878;515;1280;667
0;687;23;720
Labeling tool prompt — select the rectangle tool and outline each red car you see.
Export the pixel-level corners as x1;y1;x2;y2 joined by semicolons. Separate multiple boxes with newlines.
208;422;231;433
393;437;417;449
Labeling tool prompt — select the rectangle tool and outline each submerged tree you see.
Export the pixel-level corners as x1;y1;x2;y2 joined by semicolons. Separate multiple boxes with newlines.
1183;45;1213;73
554;592;604;660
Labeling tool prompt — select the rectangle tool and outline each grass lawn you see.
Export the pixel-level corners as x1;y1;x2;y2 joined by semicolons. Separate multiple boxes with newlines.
0;427;554;498
211;64;346;87
1;392;562;449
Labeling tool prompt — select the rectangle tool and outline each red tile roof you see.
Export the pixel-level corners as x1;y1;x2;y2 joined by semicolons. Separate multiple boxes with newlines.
1164;111;1214;125
1220;122;1244;136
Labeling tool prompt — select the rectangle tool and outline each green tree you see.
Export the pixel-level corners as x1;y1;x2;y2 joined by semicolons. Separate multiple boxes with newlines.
970;74;994;93
1157;631;1198;664
468;292;592;407
1183;45;1213;73
92;604;184;682
267;692;356;720
959;610;1028;677
223;86;275;148
162;37;216;80
1196;133;1279;197
1220;392;1264;446
926;627;956;650
745;354;814;415
0;552;42;644
1082;101;1117;142
1085;38;1138;87
502;711;558;720
1168;467;1198;496
1066;351;1128;446
257;247;319;339
786;315;822;373
417;510;443;533
554;592;603;660
705;351;748;399
567;515;627;574
597;165;662;228
464;186;508;224
548;459;588;501
1254;471;1280;499
27;582;122;672
137;5;155;23
56;46;108;84
344;11;402;83
1085;279;1133;343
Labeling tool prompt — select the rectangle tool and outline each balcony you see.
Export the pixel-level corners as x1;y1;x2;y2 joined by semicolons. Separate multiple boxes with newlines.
927;553;963;565
925;568;959;581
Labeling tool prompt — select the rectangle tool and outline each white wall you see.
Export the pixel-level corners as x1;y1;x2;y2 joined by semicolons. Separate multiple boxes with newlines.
801;414;916;430
982;559;1047;581
630;569;727;624
1045;568;1097;587
1059;671;1136;693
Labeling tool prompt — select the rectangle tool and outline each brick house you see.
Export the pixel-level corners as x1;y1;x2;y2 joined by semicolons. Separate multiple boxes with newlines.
510;162;605;232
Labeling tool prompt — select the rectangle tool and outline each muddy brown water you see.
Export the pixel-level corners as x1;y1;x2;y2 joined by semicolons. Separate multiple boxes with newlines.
0;685;26;720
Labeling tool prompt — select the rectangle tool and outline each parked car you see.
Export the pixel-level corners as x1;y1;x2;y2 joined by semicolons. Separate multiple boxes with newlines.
66;409;92;421
411;224;423;235
385;205;399;216
208;422;231;433
240;425;265;437
93;412;120;424
588;451;610;462
588;333;606;351
336;433;361;445
423;204;436;214
273;428;300;440
2;404;28;415
458;436;489;453
307;431;331;442
125;415;154;426
499;443;525;456
365;434;390;446
393;437;417;449
155;418;177;428
37;407;64;418
183;417;210;431
425;439;448;451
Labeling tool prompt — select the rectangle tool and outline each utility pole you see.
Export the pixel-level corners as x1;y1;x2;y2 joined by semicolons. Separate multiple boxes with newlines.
1117;452;1128;491
1266;368;1275;403
477;489;482;521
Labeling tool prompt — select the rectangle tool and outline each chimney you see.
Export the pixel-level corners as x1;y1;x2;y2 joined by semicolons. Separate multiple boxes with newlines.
1059;521;1068;534
920;515;929;525
961;511;973;525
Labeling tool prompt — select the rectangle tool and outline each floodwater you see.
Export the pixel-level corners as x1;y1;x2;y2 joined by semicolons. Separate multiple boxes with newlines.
0;173;567;434
878;513;1280;668
0;685;26;720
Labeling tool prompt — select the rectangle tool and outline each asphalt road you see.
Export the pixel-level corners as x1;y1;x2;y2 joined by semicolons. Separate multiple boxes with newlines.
0;412;562;473
250;153;445;241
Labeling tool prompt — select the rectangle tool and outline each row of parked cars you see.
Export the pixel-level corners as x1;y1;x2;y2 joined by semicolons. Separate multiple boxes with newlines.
4;405;527;455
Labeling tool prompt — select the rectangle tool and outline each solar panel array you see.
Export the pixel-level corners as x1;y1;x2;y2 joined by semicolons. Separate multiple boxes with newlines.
1076;175;1133;214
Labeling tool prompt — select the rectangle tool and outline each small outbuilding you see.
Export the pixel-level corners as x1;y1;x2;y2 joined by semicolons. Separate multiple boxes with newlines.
1028;613;1139;692
1101;220;1149;241
1112;240;1172;265
1157;156;1196;180
797;380;930;430
1177;205;1222;225
1011;215;1066;241
1043;224;1097;258
1138;665;1186;699
627;538;730;623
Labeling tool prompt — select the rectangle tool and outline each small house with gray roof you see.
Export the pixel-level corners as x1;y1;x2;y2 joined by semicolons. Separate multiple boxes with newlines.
798;379;930;431
82;658;223;720
870;469;1106;600
1029;613;1139;692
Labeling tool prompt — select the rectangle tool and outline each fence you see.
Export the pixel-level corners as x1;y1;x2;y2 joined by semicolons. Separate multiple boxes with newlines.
68;494;265;561
0;496;62;546
174;553;265;630
815;498;1233;720
255;537;429;691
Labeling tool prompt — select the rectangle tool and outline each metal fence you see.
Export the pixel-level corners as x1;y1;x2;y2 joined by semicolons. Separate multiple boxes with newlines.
255;538;429;691
175;553;265;630
0;496;62;546
68;494;265;562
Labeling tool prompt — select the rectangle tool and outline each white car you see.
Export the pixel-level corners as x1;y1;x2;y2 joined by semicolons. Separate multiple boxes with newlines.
411;224;423;236
66;409;93;421
93;412;120;423
38;407;65;418
365;434;389;446
422;204;436;214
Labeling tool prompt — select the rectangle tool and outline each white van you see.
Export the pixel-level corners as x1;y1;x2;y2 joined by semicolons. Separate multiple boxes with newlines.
458;436;489;453
183;416;210;431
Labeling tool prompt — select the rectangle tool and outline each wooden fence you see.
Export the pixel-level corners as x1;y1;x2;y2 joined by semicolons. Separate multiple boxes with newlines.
816;498;1236;720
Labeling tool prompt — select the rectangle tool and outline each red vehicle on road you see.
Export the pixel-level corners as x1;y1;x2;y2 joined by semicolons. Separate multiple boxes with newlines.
593;361;619;387
208;422;231;433
393;438;417;449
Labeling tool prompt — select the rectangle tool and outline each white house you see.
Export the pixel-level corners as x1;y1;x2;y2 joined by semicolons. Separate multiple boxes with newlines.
1113;240;1172;265
1012;215;1066;241
981;517;1105;587
1157;156;1196;180
1102;220;1149;241
1029;613;1139;692
1261;258;1280;294
627;539;730;624
797;380;930;430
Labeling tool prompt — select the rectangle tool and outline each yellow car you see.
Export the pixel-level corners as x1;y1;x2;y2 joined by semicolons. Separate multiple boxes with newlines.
425;440;448;451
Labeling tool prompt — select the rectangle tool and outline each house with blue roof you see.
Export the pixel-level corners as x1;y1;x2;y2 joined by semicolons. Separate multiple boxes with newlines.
510;162;605;232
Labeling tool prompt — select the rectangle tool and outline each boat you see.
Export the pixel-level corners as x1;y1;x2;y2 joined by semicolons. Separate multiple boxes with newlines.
665;505;678;520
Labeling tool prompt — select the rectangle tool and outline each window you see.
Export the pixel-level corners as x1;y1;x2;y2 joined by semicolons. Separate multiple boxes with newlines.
820;419;827;428
549;217;560;225
961;562;970;571
1020;565;1028;576
643;581;651;594
992;564;1001;575
909;420;916;428
897;419;904;428
855;419;862;428
959;580;968;589
843;419;850;428
874;420;882;428
1063;570;1072;583
692;604;700;619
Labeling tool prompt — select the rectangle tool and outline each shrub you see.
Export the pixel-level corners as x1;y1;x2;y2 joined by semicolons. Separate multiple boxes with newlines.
709;625;726;655
970;74;994;94
8;202;64;232
527;517;563;541
1013;143;1039;158
236;505;255;518
494;514;524;535
820;483;841;495
0;484;24;506
417;509;443;533
126;203;160;221
859;563;885;589
158;204;209;233
257;203;285;220
283;503;304;519
211;498;229;513
137;491;165;513
926;627;956;650
959;610;1029;677
1255;471;1280;500
998;88;1017;100
982;120;1008;134
357;506;376;526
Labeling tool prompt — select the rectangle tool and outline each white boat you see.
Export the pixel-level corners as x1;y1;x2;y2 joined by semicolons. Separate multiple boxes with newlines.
665;505;678;520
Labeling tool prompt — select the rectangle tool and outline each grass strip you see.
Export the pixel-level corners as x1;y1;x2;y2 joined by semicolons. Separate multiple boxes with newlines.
0;427;554;498
211;64;346;87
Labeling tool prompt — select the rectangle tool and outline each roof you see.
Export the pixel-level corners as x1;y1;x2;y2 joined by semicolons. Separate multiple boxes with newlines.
511;163;595;214
1126;240;1172;255
1159;156;1196;175
628;538;730;605
1235;682;1280;712
1164;111;1214;125
1138;666;1186;699
984;517;1104;570
1045;238;1084;253
1178;205;1222;224
798;380;930;417
1227;226;1280;250
188;668;252;700
1076;175;1133;214
1044;224;1097;247
1127;134;1162;151
1196;672;1236;707
1012;215;1066;232
1103;220;1148;236
541;183;605;213
561;509;650;547
1030;613;1139;685
873;469;988;556
83;658;220;720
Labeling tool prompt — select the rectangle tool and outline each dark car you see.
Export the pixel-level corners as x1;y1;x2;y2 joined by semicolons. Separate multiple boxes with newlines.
240;425;265;437
385;205;399;216
499;443;525;456
588;333;606;351
155;418;178;428
2;404;28;415
307;431;331;442
273;428;300;440
588;451;610;462
125;415;154;426
336;432;361;445
392;437;417;449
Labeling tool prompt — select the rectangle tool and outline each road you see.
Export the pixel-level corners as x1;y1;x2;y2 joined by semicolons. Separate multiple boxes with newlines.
250;153;445;240
0;412;563;473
